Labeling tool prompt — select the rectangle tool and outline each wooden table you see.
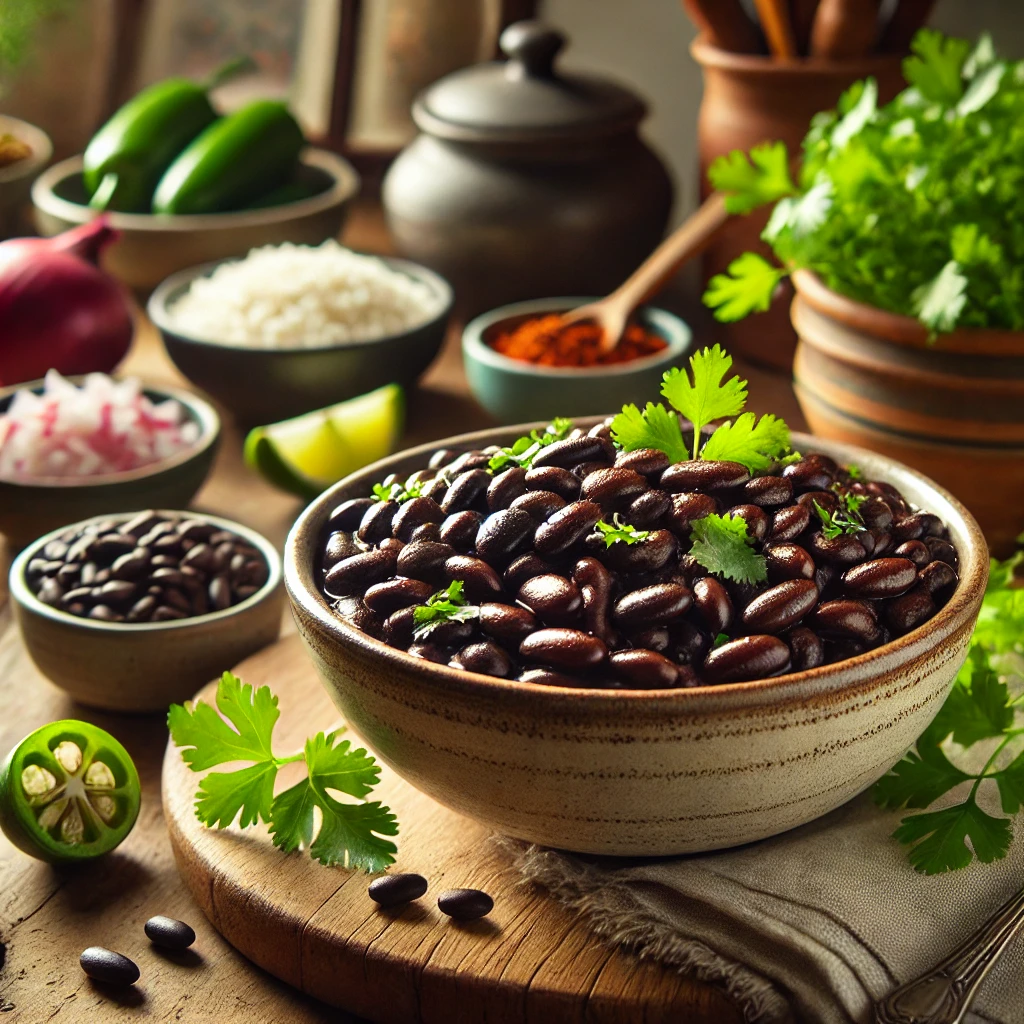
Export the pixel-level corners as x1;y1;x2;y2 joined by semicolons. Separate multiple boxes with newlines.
0;203;804;1023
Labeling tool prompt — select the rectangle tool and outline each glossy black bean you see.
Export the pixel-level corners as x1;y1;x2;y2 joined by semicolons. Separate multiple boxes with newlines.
861;498;894;531
444;555;504;601
894;540;931;566
519;628;608;670
770;503;811;542
509;489;567;522
571;460;609;481
692;577;734;635
487;467;528;511
614;583;693;628
918;559;958;600
524;465;581;501
410;522;443;544
742;475;792;508
357;501;399;545
145;916;196;950
626;488;671;527
382;606;416;648
703;635;791;684
407;642;448;662
392;496;446;541
573;556;613;642
885;583;937;635
765;543;815;583
725;504;770;543
610;650;679;689
664;492;718;535
517;574;582;625
429;448;458;470
475;508;534;567
329;498;375;532
503;553;555;592
479;602;536;646
119;510;161;538
892;513;926;542
588;421;613;440
842;557;917;599
437;888;494;921
534;500;602;556
423;477;449;503
614;447;670;478
531;435;614;470
812;600;880;642
363;577;435;617
324;548;397;598
92;534;136;559
518;667;586;688
420;618;474;647
441;469;492;514
661;460;749;493
396;540;456;584
788;626;824;671
810;532;868;566
439;510;483;553
628;626;671;653
581;467;647;511
924;536;958;566
798;490;840;515
600;529;678;574
446;450;492;475
323;531;359;568
80;947;139;986
670;620;711;665
450;641;512;677
368;873;429;908
742;579;819;634
782;459;834;493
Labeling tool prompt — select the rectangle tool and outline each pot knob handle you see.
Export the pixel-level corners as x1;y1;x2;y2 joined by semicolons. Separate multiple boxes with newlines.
500;21;565;80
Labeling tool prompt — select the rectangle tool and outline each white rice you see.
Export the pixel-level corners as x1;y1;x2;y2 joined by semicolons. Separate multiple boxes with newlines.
169;241;441;349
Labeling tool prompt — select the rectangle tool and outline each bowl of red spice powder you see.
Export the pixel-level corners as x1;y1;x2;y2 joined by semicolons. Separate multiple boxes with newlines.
462;297;692;424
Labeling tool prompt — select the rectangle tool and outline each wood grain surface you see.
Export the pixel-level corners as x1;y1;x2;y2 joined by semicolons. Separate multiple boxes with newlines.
0;201;804;1023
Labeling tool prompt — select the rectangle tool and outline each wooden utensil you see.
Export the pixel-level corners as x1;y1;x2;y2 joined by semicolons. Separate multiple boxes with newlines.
561;192;730;352
753;0;798;58
788;0;821;54
878;0;936;52
681;0;763;54
810;0;881;59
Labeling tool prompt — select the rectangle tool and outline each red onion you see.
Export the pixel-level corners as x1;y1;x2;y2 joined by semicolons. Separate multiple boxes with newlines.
0;217;133;387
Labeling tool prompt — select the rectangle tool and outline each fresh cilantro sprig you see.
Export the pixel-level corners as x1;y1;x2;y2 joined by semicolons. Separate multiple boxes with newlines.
372;476;425;503
874;550;1024;874
412;580;478;640
489;418;573;473
813;493;866;539
688;513;767;585
168;672;398;871
594;515;650;548
610;345;792;471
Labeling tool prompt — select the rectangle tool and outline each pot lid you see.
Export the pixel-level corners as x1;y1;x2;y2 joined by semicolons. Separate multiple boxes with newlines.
413;21;647;143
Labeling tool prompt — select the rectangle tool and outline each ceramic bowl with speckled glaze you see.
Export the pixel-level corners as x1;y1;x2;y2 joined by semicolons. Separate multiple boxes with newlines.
284;424;988;856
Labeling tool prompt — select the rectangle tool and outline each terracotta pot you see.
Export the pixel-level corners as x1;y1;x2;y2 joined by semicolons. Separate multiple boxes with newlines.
792;269;1024;556
692;39;905;373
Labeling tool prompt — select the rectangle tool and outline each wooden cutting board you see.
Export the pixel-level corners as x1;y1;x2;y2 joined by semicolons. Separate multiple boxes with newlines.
162;635;742;1024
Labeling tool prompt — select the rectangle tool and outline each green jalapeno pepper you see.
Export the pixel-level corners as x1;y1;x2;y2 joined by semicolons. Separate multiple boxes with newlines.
0;721;141;863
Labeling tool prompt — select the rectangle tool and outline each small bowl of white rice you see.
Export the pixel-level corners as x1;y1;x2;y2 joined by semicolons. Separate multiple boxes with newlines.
148;242;453;425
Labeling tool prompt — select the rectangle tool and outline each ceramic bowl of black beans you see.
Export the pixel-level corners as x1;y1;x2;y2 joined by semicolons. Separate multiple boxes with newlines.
284;419;988;857
11;509;284;712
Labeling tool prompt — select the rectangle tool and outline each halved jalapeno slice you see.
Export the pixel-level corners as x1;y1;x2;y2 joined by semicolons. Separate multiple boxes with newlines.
0;721;141;863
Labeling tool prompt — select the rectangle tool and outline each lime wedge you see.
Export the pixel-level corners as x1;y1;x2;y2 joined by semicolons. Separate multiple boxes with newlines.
244;384;404;498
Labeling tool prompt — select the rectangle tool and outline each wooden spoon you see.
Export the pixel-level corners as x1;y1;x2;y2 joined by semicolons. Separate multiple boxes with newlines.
681;0;763;54
753;0;798;58
561;192;730;352
809;0;881;58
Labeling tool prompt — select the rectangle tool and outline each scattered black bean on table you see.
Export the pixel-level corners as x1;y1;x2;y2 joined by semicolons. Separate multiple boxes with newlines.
319;421;960;688
79;946;141;986
26;511;270;624
437;888;495;921
145;915;197;950
368;872;429;908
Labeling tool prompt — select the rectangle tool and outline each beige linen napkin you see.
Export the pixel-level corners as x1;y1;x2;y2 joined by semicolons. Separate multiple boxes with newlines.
502;792;1024;1024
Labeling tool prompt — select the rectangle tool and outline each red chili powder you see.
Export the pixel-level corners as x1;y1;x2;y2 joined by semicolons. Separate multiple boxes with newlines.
488;315;667;367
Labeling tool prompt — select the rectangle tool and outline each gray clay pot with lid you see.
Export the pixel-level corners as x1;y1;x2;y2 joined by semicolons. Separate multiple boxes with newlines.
383;20;673;315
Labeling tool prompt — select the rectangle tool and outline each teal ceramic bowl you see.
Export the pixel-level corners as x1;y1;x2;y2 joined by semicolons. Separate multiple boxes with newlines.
462;298;693;425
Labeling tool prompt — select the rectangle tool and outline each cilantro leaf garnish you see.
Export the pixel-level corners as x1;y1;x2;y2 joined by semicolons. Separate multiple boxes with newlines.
594;515;650;548
707;141;796;215
813;495;866;539
169;672;397;871
688;513;767;584
846;463;863;481
412;580;478;640
699;412;791;472
902;28;971;105
610;402;688;464
702;253;789;323
489;418;573;473
892;801;1011;875
372;476;425;503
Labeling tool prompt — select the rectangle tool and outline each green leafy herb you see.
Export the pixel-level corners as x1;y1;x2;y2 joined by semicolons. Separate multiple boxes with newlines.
489;418;573;473
713;632;730;649
702;29;1024;334
846;463;863;481
609;402;688;464
169;672;398;871
371;476;424;503
412;580;478;640
594;515;650;548
700;412;791;472
813;494;866;538
688;513;767;584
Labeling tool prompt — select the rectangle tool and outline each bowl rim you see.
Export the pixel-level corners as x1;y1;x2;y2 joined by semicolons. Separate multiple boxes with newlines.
462;297;692;379
11;509;282;632
31;147;359;231
0;375;220;488
285;419;989;710
147;252;454;355
0;115;53;186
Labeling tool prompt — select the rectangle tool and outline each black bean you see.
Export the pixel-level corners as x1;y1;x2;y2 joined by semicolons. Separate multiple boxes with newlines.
669;620;711;665
628;626;671;653
812;600;880;643
518;667;586;688
703;635;791;684
765;543;815;583
479;602;537;645
573;557;613;642
725;504;769;543
441;469;493;514
524;465;581;501
447;450;494;475
810;532;868;566
581;467;647;511
37;577;64;606
661;460;749;492
89;604;124;622
407;642;448;663
439;510;484;553
127;595;157;622
599;529;678;575
531;435;614;470
93;534;136;559
392;497;446;542
444;555;503;601
510;489;567;521
664;492;718;536
358;500;400;544
894;539;931;567
626;488;671;527
742;579;819;634
534;501;602;556
487;467;528;511
324;548;397;598
328;499;377;535
410;522;442;544
842;558;917;599
614;447;670;478
924;536;958;567
396;540;455;584
437;888;494;921
918;560;958;600
519;628;607;670
119;510;161;538
144;916;196;950
503;553;555;592
892;513;926;542
782;459;833;493
609;650;679;689
364;578;435;617
475;508;534;567
97;580;137;605
517;574;582;625
788;626;824;671
692;577;733;635
369;873;429;908
80;947;139;986
861;498;894;531
571;460;609;481
885;584;937;635
743;475;792;508
770;503;811;542
614;583;692;628
382;606;416;647
429;448;457;470
450;642;512;677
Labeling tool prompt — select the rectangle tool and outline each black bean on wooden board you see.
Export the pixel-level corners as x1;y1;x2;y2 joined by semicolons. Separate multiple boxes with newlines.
437;888;494;921
80;947;140;985
318;429;960;689
368;873;428;908
145;915;196;950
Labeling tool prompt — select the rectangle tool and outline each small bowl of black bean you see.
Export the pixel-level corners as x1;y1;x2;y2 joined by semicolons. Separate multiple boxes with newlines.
285;416;988;857
11;509;284;712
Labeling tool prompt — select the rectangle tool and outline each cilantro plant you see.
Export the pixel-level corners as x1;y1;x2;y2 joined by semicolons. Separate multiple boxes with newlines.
489;418;573;473
703;30;1024;334
169;672;398;872
372;477;424;503
689;513;767;585
813;493;867;539
412;580;478;640
874;550;1024;874
611;344;791;471
594;515;650;548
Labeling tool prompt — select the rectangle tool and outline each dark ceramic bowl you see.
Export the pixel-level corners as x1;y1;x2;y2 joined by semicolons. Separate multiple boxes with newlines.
148;255;453;427
462;297;692;425
0;378;220;549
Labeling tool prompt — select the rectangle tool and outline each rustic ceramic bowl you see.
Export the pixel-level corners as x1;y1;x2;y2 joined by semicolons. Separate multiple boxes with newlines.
11;511;284;712
0;378;220;549
791;269;1024;557
148;254;452;427
0;115;52;239
285;423;988;856
462;297;691;424
31;148;359;292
